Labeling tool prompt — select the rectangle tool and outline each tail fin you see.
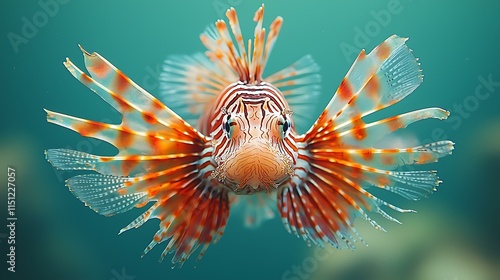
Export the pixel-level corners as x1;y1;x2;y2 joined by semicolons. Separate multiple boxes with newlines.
45;46;229;267
278;35;454;248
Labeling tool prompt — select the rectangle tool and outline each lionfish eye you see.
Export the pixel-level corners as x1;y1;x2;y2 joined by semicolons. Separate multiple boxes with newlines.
283;119;290;133
222;114;234;138
278;116;291;138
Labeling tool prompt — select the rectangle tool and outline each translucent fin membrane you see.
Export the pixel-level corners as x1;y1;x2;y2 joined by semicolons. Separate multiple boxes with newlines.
46;148;201;177
231;192;276;229
265;55;322;132
279;35;454;249
159;53;235;126
332;38;423;130
324;36;421;124
67;174;146;216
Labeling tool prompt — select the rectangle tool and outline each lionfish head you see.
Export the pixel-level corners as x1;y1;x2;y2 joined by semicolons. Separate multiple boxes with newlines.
211;88;297;194
197;6;299;193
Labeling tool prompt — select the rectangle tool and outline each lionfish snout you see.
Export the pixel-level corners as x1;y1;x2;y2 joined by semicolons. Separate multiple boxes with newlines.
213;138;294;193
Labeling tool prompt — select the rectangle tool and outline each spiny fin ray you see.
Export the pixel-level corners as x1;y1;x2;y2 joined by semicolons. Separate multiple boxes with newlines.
201;4;282;84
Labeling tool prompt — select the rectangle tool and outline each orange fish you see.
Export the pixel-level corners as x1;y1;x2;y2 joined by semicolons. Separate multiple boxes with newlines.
45;5;454;267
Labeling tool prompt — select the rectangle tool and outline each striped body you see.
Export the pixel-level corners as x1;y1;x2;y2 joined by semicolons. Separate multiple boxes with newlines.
45;5;454;267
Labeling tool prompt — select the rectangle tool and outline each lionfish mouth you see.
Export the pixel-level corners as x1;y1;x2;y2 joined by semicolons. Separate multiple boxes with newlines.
212;139;294;193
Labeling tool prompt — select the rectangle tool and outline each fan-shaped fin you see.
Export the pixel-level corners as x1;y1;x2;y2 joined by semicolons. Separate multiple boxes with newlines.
281;35;454;249
45;47;229;267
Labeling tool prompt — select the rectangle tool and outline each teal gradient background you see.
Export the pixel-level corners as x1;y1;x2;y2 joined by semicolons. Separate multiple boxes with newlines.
1;0;499;279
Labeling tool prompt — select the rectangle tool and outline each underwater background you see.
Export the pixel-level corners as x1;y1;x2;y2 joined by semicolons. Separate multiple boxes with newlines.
1;0;499;279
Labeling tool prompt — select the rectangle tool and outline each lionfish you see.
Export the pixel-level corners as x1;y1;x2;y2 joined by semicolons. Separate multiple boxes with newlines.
45;5;454;267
